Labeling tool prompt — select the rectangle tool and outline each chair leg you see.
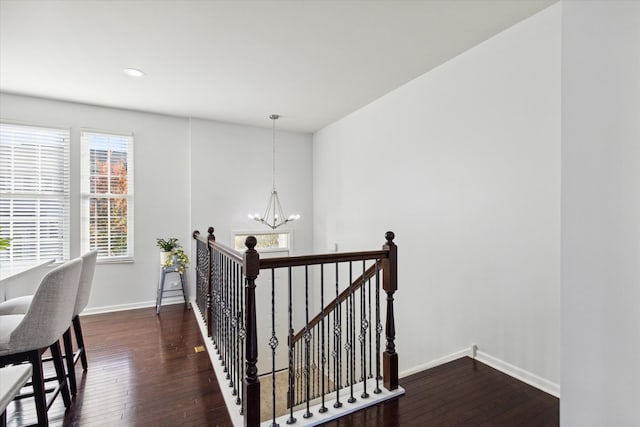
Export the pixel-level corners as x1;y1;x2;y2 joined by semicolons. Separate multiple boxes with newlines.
62;327;77;396
50;341;71;408
180;272;188;308
156;268;166;314
28;350;49;427
72;315;88;370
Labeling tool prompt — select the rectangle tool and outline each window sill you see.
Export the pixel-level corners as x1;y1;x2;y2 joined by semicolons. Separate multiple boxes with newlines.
96;257;134;265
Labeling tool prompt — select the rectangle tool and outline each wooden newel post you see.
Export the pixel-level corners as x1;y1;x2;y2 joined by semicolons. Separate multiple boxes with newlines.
243;236;260;427
206;227;215;336
382;231;398;391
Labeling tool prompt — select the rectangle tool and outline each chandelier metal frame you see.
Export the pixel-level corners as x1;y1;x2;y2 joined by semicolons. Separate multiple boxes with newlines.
248;114;300;229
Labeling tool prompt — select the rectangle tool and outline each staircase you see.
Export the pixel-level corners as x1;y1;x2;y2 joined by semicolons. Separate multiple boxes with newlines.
193;227;404;426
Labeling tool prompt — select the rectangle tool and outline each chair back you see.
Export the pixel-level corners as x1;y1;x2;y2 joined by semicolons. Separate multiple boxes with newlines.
74;250;98;317
9;258;83;352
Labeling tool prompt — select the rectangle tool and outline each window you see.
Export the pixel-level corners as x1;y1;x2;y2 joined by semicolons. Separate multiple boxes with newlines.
0;123;70;263
233;232;290;252
81;131;134;260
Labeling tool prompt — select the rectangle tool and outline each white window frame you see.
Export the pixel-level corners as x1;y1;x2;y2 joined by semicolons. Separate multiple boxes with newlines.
0;121;70;263
81;130;134;262
231;230;292;255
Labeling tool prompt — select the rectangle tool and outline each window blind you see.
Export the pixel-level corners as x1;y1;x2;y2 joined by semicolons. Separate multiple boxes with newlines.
81;131;134;260
0;122;70;263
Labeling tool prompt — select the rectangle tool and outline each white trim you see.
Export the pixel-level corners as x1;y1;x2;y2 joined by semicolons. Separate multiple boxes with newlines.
474;350;560;398
80;298;185;316
399;347;474;378
264;379;404;427
192;302;245;427
399;346;560;398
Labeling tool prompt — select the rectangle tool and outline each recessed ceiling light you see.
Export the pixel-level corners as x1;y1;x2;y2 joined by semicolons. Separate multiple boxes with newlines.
123;68;146;77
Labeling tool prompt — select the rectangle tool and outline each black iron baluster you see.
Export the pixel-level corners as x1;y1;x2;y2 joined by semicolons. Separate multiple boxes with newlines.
216;250;221;354
286;266;296;424
368;274;373;379
298;339;302;406
360;260;369;398
318;264;327;414
269;268;279;426
303;266;312;418
239;264;245;414
222;255;226;368
374;262;382;394
236;263;242;406
230;258;236;391
212;249;218;352
348;261;356;403
333;262;342;408
315;324;319;401
225;256;230;379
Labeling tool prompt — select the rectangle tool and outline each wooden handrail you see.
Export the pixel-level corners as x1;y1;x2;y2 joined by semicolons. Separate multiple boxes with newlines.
291;260;382;344
194;227;243;264
259;250;388;269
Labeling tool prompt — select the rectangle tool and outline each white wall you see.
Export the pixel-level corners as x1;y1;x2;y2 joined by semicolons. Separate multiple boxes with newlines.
313;4;561;385
561;1;640;425
0;95;315;312
189;118;313;254
0;93;190;309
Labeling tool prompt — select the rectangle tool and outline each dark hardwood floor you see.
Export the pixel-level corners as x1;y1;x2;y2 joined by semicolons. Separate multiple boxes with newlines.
5;305;558;426
319;357;559;427
5;304;232;427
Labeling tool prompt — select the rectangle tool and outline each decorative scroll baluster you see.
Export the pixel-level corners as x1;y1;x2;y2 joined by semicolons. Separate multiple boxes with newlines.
239;264;245;415
269;268;279;426
243;236;260;427
216;250;222;359
230;258;236;391
383;231;398;391
347;262;356;403
319;264;327;412
286;266;296;424
224;257;230;378
333;263;342;408
236;263;242;406
374;262;381;394
303;266;312;419
368;274;373;379
360;260;369;399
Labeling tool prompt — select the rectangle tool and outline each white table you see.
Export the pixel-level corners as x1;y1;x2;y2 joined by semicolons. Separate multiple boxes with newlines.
0;259;54;301
0;364;33;424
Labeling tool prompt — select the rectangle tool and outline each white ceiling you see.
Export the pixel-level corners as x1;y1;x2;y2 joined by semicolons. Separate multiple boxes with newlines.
0;0;556;133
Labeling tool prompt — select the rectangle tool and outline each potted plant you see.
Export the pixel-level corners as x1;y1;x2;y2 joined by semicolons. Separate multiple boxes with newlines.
156;237;179;265
164;247;189;274
0;227;10;252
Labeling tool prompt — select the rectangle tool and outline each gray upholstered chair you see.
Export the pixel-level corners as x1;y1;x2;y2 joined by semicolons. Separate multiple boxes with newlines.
0;250;98;396
0;257;82;427
62;250;97;395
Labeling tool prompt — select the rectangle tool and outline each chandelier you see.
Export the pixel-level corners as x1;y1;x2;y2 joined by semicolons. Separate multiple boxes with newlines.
248;114;300;229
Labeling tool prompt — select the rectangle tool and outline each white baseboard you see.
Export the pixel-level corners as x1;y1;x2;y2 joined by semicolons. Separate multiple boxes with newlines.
474;350;560;398
400;345;559;398
81;297;186;316
399;347;473;378
191;303;245;427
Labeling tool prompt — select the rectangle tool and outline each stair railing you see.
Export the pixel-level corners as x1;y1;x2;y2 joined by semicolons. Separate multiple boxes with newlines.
193;228;398;427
